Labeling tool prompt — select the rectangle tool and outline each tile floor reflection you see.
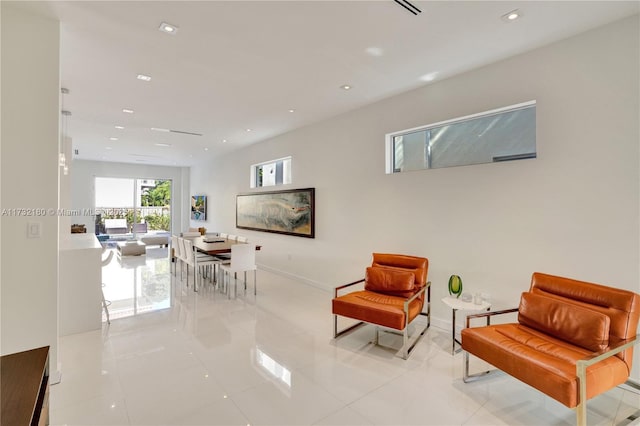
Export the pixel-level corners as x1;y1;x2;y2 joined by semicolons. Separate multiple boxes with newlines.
53;252;640;425
102;247;172;321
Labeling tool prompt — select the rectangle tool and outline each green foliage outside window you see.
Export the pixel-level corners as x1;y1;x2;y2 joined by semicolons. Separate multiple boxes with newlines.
141;180;171;207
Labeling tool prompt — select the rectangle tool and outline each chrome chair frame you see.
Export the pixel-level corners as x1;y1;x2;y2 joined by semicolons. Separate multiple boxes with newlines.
333;279;431;360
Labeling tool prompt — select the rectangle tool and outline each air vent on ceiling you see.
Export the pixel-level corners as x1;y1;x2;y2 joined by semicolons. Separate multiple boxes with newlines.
129;153;162;159
151;127;203;136
170;129;202;136
394;0;421;15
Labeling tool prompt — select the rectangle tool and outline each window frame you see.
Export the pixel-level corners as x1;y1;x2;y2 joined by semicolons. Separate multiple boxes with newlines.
385;100;536;174
249;156;292;188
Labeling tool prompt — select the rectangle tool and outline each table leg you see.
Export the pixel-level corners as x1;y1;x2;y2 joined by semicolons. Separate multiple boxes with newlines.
452;308;456;355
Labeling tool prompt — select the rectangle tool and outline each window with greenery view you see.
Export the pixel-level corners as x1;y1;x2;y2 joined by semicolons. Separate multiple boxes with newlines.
95;177;172;233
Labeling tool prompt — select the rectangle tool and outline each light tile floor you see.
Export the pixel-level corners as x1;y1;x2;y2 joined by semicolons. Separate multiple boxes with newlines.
52;248;640;425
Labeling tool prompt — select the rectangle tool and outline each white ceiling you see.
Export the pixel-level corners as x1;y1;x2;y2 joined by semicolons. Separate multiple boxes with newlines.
17;1;640;167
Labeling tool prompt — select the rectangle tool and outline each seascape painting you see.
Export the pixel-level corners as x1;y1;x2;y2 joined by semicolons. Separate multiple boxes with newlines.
236;188;315;238
191;195;207;221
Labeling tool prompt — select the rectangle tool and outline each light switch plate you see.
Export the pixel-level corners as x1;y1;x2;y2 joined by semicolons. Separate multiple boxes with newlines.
27;221;41;238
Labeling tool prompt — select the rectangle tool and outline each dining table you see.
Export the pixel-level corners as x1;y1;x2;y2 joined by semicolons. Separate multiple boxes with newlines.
187;236;261;292
191;236;261;255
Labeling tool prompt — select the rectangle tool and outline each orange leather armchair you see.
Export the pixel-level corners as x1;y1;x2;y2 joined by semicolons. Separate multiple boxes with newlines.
461;272;640;426
332;253;430;359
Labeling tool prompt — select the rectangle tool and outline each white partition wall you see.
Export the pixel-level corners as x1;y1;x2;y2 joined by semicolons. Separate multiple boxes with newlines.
59;235;102;336
1;4;61;378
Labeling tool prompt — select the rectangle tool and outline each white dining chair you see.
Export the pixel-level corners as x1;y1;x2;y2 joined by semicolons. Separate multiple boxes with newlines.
177;237;190;284
101;250;114;324
176;236;197;280
171;235;181;276
182;238;220;291
219;232;228;239
227;234;238;241
236;236;248;243
220;243;257;298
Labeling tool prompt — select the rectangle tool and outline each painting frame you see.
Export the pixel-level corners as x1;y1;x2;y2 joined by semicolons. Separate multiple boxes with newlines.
236;188;315;238
191;195;207;221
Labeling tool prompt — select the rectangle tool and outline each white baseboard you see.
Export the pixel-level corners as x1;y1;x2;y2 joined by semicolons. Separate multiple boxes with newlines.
257;263;331;293
429;316;450;332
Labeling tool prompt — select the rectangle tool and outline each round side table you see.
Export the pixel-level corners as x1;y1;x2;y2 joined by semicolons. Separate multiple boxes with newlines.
441;296;491;354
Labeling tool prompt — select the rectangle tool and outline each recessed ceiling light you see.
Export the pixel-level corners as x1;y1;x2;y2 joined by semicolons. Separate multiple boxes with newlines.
114;125;124;130
340;84;352;90
137;74;151;82
154;143;171;147
122;108;134;114
419;72;439;82
501;9;522;22
151;127;170;132
222;139;227;143
159;22;178;34
246;128;252;132
204;147;209;151
288;109;295;113
365;47;384;57
109;137;118;141
105;147;112;150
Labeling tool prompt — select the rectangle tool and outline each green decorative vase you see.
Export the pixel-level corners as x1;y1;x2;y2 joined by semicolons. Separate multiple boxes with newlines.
448;275;463;298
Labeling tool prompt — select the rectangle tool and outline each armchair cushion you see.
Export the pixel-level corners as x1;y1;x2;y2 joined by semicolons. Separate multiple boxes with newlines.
364;266;415;298
518;292;610;352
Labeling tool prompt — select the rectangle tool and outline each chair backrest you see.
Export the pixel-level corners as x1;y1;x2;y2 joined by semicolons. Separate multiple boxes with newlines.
181;238;195;266
236;236;248;243
529;272;640;368
105;218;127;229
178;237;189;262
132;222;148;233
220;232;228;238
230;243;256;271
371;253;429;287
228;234;238;241
172;235;181;258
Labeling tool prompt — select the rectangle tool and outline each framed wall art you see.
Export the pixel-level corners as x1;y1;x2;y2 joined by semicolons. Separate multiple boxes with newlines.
236;188;315;238
191;195;207;221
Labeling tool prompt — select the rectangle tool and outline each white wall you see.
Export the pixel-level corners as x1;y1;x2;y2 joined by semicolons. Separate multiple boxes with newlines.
71;160;189;235
0;4;60;376
191;16;639;324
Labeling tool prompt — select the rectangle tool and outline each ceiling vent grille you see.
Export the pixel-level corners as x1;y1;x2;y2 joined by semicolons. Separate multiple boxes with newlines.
394;0;421;15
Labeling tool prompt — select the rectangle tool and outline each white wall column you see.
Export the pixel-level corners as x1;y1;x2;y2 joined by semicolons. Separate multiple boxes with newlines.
1;4;61;379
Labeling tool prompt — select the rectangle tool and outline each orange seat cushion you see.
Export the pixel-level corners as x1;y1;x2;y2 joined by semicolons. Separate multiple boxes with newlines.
461;323;629;408
332;290;424;330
